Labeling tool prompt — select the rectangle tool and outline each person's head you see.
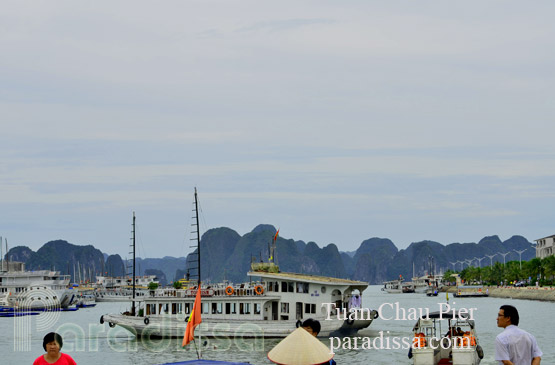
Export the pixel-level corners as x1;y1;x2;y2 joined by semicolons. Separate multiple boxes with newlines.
498;305;519;328
301;318;321;337
43;332;63;353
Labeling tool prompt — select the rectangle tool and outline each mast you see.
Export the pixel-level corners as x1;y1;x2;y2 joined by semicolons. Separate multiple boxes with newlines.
131;212;136;316
194;188;201;286
187;188;202;286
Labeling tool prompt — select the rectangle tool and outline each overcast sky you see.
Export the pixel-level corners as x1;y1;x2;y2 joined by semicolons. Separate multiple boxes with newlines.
1;1;554;259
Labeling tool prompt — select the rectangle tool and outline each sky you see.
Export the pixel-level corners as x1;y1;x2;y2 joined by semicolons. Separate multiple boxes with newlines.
1;1;555;259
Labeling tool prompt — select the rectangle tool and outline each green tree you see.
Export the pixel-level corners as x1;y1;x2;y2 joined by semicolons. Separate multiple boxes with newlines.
148;282;159;290
172;281;183;289
443;270;457;284
504;261;522;284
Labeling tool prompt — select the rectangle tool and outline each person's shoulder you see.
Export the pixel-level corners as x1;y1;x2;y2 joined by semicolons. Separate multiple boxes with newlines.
33;355;45;365
61;352;77;365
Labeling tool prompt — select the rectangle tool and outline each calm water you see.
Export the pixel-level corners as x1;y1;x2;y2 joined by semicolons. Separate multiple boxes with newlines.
2;286;553;364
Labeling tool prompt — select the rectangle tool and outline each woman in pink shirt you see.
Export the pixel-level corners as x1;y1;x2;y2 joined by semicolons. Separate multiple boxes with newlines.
33;332;76;365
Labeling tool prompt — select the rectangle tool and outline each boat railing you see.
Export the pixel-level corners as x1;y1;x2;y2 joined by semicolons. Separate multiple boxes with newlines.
151;283;268;298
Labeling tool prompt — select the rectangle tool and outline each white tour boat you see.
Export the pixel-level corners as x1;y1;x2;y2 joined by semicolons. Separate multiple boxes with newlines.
382;278;404;293
101;189;378;338
0;260;73;309
101;262;378;338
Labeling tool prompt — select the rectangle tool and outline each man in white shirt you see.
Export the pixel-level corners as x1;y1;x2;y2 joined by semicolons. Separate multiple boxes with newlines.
495;305;542;365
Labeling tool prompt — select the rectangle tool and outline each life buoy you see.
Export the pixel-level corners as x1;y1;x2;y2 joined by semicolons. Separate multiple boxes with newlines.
254;285;264;295
99;315;104;324
225;286;234;295
412;333;427;348
144;317;150;325
109;322;116;328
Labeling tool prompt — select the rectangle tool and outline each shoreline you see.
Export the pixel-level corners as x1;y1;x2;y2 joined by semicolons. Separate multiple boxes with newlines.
442;286;555;302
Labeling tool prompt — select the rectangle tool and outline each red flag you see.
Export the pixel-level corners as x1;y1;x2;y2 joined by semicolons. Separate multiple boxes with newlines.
273;229;280;242
182;286;202;347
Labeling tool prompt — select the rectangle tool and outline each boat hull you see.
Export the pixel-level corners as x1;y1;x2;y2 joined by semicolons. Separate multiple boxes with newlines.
101;313;374;338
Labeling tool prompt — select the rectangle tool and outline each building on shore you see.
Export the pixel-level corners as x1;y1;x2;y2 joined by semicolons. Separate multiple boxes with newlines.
535;234;555;259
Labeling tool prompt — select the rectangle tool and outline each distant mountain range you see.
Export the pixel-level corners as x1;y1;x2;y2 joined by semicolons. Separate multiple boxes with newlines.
4;225;536;285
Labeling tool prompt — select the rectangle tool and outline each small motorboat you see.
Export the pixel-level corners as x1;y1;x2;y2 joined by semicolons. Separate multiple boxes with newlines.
409;310;484;365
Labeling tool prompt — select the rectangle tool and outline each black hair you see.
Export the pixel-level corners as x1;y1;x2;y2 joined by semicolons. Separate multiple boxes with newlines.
43;332;63;351
301;318;321;335
500;305;519;326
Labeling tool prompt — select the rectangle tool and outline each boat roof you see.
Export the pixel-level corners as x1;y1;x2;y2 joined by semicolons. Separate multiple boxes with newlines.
247;271;368;287
413;311;476;331
423;311;473;320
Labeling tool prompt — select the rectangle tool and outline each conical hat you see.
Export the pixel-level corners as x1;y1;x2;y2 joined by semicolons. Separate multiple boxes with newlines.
267;327;334;365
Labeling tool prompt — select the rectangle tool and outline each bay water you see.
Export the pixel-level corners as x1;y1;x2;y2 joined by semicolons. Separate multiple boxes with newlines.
2;286;553;364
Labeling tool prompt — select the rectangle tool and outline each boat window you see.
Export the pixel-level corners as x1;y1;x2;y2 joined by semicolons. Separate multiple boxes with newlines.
172;303;177;314
225;303;231;314
245;303;250;314
240;303;244;314
202;302;209;314
217;303;222;314
304;303;316;314
185;303;191;314
281;282;295;293
296;282;309;293
212;303;218;314
281;303;289;313
232;303;237;314
254;303;261;314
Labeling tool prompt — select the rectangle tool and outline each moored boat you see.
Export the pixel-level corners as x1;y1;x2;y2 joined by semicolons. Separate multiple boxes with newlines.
382;279;403;293
0;260;73;310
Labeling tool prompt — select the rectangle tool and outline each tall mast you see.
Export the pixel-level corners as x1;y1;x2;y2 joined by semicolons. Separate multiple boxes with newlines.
187;188;202;286
194;188;201;286
131;212;136;315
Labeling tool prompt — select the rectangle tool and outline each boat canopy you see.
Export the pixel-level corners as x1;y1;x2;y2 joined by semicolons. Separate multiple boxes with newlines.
423;310;473;320
413;311;475;331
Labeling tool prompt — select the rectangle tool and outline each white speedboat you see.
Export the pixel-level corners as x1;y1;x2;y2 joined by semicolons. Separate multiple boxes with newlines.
409;311;484;365
101;262;378;338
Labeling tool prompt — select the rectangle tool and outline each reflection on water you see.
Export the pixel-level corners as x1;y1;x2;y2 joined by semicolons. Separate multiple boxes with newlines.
2;286;554;364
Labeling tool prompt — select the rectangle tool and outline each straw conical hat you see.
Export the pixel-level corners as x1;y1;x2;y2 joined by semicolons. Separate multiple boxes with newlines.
268;327;334;365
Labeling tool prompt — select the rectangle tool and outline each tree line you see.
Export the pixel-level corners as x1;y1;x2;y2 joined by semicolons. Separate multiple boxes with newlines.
443;256;555;286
